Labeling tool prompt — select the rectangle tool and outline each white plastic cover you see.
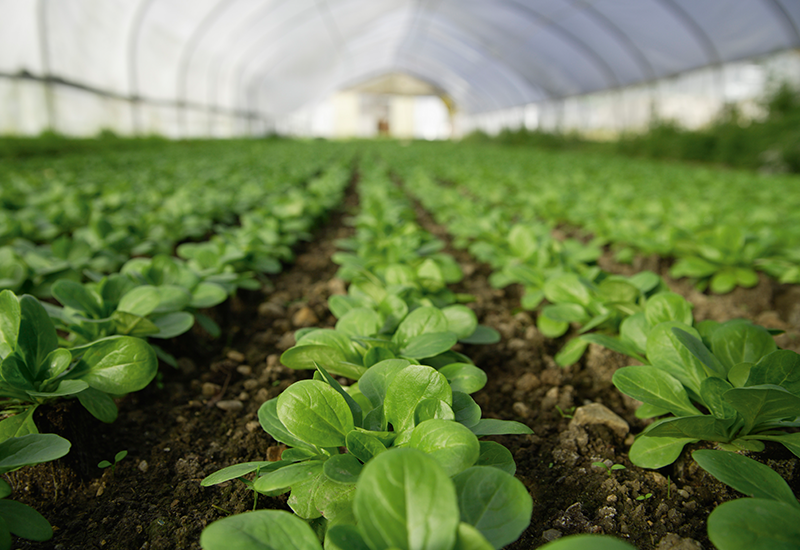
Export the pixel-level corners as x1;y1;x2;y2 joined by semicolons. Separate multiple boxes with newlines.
1;0;798;135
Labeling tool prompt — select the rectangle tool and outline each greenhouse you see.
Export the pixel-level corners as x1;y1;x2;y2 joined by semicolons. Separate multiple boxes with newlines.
1;1;800;549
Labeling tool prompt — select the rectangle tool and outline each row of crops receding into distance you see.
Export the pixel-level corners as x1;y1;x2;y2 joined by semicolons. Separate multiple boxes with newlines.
1;137;799;550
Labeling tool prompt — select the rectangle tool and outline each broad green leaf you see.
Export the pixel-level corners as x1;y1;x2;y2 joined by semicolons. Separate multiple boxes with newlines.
543;274;591;307
628;435;696;469
537;314;569;339
393;307;449;347
442;305;478;340
407;420;480;476
345;430;387;463
17;295;58;378
0;407;38;442
358;359;410;408
190;282;228;309
336;308;382;338
149;311;195;339
724;385;800;434
670;256;717;279
401;332;458;360
453;523;494;550
453;466;532;549
459;325;501;345
200;461;281;486
452;392;482;428
554;337;590;367
0;479;8;499
281;345;366;379
253;461;323;494
277;380;354;447
728;362;753;388
700;377;737;420
328;295;358;319
468;419;532;436
0;290;20;360
476;441;516;475
296;329;361;363
439;363;487;394
315;364;362;427
325;524;370;550
541;304;589;324
323;453;363;485
384;365;452;433
539;534;638;550
312;475;357;525
646;322;706;396
414;398;455;424
41;348;73;381
354;448;459;550
711;320;777;371
0;433;70;474
757;433;800;459
1;353;35;392
598;278;640;303
634;403;670;420
0;500;52;541
76;386;118;422
51;280;103;318
710;268;739;294
117;286;160;316
747;350;800;395
378;295;408;334
27;379;88;398
646;416;732;442
707;498;800;550
363;346;395;367
111;311;160;337
671;327;726;378
200;510;323;550
257;399;315;451
644;292;693;327
628;271;663;294
151;285;192;314
692;450;799;507
619;312;649;355
68;336;157;394
612;366;701;417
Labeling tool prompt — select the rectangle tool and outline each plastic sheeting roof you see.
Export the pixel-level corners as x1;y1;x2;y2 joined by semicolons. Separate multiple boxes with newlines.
2;0;799;118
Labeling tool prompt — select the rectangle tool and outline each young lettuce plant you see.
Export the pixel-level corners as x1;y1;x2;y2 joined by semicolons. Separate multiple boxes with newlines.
612;309;798;468
201;361;531;541
0;433;71;549
201;448;532;550
692;449;800;550
0;290;157;437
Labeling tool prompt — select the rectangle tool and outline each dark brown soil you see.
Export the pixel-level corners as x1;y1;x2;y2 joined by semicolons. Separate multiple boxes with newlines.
8;184;800;550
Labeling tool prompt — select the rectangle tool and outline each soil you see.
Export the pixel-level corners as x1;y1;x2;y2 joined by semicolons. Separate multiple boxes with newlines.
8;179;800;550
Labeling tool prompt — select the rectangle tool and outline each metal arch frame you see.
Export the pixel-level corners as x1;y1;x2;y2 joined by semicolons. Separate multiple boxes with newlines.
764;0;800;45
501;0;622;89
127;0;156;135
175;0;239;138
655;0;721;65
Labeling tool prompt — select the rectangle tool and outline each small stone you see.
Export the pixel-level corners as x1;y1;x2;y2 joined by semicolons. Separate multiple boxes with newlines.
267;354;280;367
292;306;319;327
202;382;221;397
542;529;562;542
216;400;243;412
138;460;149;473
243;379;259;391
277;332;295;350
327;278;347;295
245;421;261;433
656;533;703;550
238;391;250;401
513;402;533;419
267;446;284;461
255;388;270;403
516;373;541;392
569;403;629;439
507;338;527;351
677;489;690;499
96;484;105;497
236;365;252;376
258;301;285;317
227;350;246;363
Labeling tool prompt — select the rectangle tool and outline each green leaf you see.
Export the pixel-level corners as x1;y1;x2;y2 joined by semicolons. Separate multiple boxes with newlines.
438;363;487;394
711;320;777;371
393;307;449;348
692;450;799;507
257;399;315;451
354;448;460;550
644;292;693;327
336;308;382;338
476;441;516;475
724;385;800;434
554;337;590;367
51;280;103;318
634;403;670;419
358;359;410;408
323;453;363;484
0;290;20;360
40;348;73;381
459;325;501;345
0;433;70;475
76;386;118;422
407;419;480;476
190;282;228;309
628;435;696;469
756;433;800;458
619;312;649;356
543;274;591;307
200;461;279;486
68;336;157;394
746;350;800;395
325;524;371;550
27;379;88;398
707;498;800;550
442;305;478;340
111;311;160;337
315;364;362;427
149;311;195;339
117;286;160;317
612;366;701;417
414;398;455;424
646;322;706;396
452;391;482;428
277;380;354;447
345;430;387;463
671;327;726;378
468;419;532;436
728;362;753;388
200;510;323;550
401;331;458;360
17;295;58;379
541;304;589;324
253;461;323;495
280;345;367;379
647;416;732;442
0;407;38;443
538;534;638;550
378;295;408;334
700;377;737;420
537;314;569;339
453;466;533;549
710;268;739;294
384;365;452;433
0;500;52;541
453;523;494;550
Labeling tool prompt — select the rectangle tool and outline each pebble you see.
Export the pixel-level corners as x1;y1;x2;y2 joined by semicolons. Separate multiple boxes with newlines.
238;391;250;401
138;460;149;473
542;529;562;542
327;278;347;295
216;400;244;412
515;373;541;392
245;421;261;433
267;446;284;461
569;403;630;439
656;534;703;550
267;354;280;367
227;350;246;363
512;402;533;418
292;306;319;327
255;388;270;403
236;365;252;376
258;301;285;317
201;382;220;397
243;379;260;391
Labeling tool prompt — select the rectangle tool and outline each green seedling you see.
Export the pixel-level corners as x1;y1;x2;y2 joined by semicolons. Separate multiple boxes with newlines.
98;450;128;473
636;493;653;501
592;461;626;476
556;405;575;419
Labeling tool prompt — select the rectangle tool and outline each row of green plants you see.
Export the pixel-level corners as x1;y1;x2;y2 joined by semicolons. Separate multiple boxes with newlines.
383;141;800;290
0;142;355;548
199;158;537;549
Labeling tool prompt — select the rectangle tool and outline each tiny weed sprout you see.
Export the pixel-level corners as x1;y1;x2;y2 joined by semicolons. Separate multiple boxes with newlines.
98;450;128;473
556;405;575;419
593;462;626;476
636;493;653;501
